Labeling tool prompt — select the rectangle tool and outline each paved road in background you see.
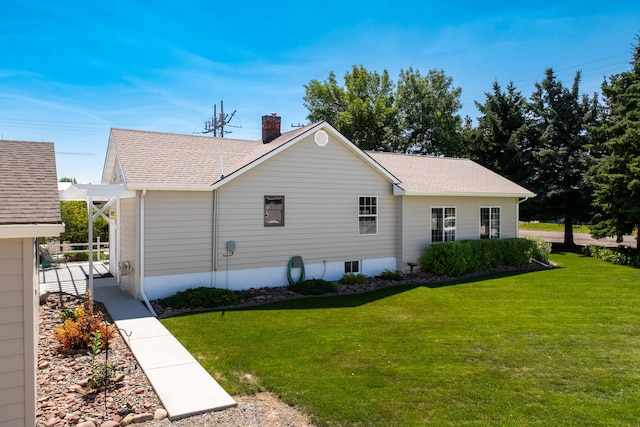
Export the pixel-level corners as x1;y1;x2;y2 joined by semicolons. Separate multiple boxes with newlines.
519;229;637;248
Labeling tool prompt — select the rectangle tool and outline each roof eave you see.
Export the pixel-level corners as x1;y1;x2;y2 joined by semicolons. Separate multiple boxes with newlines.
0;223;65;239
403;191;536;198
126;183;215;192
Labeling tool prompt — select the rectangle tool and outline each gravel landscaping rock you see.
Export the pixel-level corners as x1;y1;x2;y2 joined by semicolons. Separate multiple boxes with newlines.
38;293;316;426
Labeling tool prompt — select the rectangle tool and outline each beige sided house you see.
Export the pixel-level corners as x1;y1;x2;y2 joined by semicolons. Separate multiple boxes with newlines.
102;116;534;301
0;141;64;427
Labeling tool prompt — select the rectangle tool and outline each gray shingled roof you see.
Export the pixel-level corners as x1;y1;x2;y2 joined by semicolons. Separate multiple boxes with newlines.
367;152;534;197
110;124;320;187
109;124;533;198
0;140;62;225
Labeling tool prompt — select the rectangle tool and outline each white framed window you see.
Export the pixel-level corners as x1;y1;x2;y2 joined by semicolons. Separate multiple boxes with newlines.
358;196;377;235
432;207;456;243
480;207;501;239
345;260;360;274
264;195;284;226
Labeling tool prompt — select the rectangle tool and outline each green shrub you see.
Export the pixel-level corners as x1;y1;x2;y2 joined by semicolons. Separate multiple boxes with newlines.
88;330;116;388
288;279;339;295
420;241;471;276
420;238;535;277
68;252;89;262
582;245;639;267
526;236;552;263
60;306;80;323
379;269;403;281
90;360;117;388
159;287;247;309
339;273;366;285
503;238;534;266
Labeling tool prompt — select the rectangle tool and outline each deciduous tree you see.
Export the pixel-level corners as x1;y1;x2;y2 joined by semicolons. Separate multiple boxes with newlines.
303;66;463;154
303;65;396;150
394;68;464;156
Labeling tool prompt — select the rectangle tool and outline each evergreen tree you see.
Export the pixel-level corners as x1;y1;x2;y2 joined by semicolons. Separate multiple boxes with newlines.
589;37;640;250
527;68;598;246
467;81;530;186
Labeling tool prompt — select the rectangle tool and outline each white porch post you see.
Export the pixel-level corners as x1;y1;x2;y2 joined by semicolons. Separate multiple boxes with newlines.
87;195;94;298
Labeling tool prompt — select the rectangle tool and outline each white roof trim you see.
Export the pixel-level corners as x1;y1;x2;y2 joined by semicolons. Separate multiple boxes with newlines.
212;121;401;190
59;183;137;201
402;190;536;198
0;223;65;239
125;184;215;191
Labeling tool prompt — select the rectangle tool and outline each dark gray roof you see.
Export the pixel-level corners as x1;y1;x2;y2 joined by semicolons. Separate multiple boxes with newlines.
0;140;62;225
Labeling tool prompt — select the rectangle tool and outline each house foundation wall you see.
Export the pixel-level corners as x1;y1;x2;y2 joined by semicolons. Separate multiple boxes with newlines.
142;257;396;300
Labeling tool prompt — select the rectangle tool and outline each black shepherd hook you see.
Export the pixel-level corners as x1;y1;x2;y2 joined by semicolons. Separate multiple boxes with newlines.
101;326;133;422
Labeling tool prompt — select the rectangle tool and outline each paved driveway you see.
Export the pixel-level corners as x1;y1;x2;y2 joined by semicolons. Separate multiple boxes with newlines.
519;229;637;248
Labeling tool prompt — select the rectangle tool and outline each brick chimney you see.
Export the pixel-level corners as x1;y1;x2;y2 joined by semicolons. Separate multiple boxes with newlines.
262;113;281;144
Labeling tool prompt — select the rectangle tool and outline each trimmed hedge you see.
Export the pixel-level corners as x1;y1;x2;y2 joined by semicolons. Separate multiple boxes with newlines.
420;238;545;277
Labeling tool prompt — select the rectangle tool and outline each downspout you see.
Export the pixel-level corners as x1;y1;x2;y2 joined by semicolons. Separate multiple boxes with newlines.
517;197;529;237
213;188;220;283
140;188;157;317
210;189;217;287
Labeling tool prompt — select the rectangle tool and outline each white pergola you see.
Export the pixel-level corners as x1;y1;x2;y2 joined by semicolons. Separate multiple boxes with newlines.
58;183;136;297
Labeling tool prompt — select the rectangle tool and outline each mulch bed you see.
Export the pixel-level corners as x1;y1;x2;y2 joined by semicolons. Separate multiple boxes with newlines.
152;263;548;318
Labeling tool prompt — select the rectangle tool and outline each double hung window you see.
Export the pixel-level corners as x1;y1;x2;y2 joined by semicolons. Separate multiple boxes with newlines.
432;207;456;242
480;207;500;239
358;196;377;235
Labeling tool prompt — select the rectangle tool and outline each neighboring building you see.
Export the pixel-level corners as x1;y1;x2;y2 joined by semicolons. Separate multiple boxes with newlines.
101;116;534;301
0;140;64;427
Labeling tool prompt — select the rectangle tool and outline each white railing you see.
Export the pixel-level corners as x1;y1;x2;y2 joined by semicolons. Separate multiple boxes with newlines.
48;238;110;261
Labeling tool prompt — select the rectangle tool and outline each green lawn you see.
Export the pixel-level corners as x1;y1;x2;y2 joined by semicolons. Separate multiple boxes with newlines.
519;222;592;234
162;253;640;426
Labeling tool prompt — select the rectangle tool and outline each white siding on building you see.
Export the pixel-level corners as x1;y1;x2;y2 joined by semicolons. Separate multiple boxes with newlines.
216;133;397;281
401;196;520;268
118;197;139;296
144;191;213;277
0;238;36;427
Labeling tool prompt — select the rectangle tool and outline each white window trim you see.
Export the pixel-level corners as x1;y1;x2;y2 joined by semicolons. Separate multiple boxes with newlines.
344;260;361;274
480;206;502;239
431;206;457;243
358;195;378;236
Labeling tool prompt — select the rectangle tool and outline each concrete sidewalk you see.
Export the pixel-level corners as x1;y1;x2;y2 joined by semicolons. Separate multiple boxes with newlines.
93;285;237;420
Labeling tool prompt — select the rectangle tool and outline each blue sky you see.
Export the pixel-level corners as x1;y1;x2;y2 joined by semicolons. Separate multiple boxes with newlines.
1;1;639;183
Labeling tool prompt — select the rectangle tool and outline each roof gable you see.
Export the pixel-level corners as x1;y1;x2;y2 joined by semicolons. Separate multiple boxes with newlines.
0;140;63;225
106;122;399;190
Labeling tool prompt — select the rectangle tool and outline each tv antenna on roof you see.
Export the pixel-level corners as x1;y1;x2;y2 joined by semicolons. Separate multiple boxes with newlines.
203;100;240;137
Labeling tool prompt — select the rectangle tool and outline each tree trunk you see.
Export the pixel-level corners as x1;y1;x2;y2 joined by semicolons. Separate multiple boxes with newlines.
564;216;575;247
